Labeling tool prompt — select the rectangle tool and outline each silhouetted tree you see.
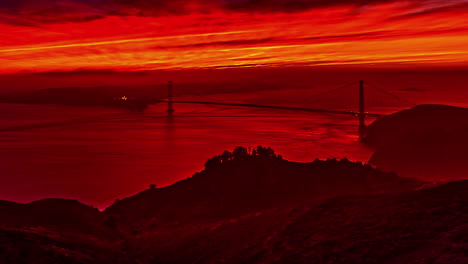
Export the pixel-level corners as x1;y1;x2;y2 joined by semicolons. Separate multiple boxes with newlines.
204;146;283;170
233;146;249;160
204;158;216;169
221;150;233;163
204;155;222;169
255;146;277;158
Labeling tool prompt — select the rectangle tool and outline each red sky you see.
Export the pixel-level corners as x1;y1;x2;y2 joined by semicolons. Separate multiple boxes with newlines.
0;0;467;74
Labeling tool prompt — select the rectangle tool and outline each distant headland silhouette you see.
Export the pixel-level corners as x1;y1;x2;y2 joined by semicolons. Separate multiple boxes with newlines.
364;104;468;181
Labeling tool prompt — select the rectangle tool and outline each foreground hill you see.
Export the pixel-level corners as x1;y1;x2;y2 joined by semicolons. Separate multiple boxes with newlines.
0;199;120;263
0;198;117;237
364;104;468;181
2;147;466;263
2;180;466;263
116;180;467;264
105;147;422;227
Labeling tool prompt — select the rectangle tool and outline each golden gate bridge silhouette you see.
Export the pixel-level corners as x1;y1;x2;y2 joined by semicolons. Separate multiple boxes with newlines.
159;80;416;138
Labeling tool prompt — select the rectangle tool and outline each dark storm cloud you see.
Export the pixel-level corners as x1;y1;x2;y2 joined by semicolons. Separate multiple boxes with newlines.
0;0;464;26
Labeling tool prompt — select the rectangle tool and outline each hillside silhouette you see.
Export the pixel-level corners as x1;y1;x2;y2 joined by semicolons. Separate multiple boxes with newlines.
0;199;120;263
115;180;467;264
0;86;156;111
1;147;466;263
364;104;468;181
105;146;422;225
0;199;117;237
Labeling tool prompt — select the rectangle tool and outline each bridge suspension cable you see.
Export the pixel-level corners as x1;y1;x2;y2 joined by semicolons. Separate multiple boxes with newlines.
164;80;418;117
307;81;360;99
364;81;416;106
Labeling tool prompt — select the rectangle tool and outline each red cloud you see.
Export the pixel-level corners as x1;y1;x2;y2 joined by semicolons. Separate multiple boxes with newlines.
0;0;465;26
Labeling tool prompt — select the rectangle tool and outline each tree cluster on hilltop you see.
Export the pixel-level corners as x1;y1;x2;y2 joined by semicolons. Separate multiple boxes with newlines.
204;146;283;169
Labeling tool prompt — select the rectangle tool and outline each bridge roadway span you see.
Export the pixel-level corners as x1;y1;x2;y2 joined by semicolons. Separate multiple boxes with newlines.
160;100;385;117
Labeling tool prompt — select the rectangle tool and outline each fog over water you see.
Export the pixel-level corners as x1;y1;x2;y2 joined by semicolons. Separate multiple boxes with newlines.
0;82;467;208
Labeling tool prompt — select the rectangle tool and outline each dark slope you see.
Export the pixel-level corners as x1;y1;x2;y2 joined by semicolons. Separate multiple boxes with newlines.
0;198;119;238
111;180;468;264
0;228;117;264
105;148;422;227
2;181;465;264
0;199;122;263
2;148;466;263
365;104;468;181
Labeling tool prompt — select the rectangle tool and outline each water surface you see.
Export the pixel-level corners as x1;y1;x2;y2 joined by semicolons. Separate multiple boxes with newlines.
1;85;465;208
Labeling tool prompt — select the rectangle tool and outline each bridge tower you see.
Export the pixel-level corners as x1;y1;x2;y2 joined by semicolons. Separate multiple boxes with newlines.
167;81;174;113
358;80;366;138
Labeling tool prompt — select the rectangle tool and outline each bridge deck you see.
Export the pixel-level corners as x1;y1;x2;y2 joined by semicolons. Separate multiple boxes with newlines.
161;100;385;117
